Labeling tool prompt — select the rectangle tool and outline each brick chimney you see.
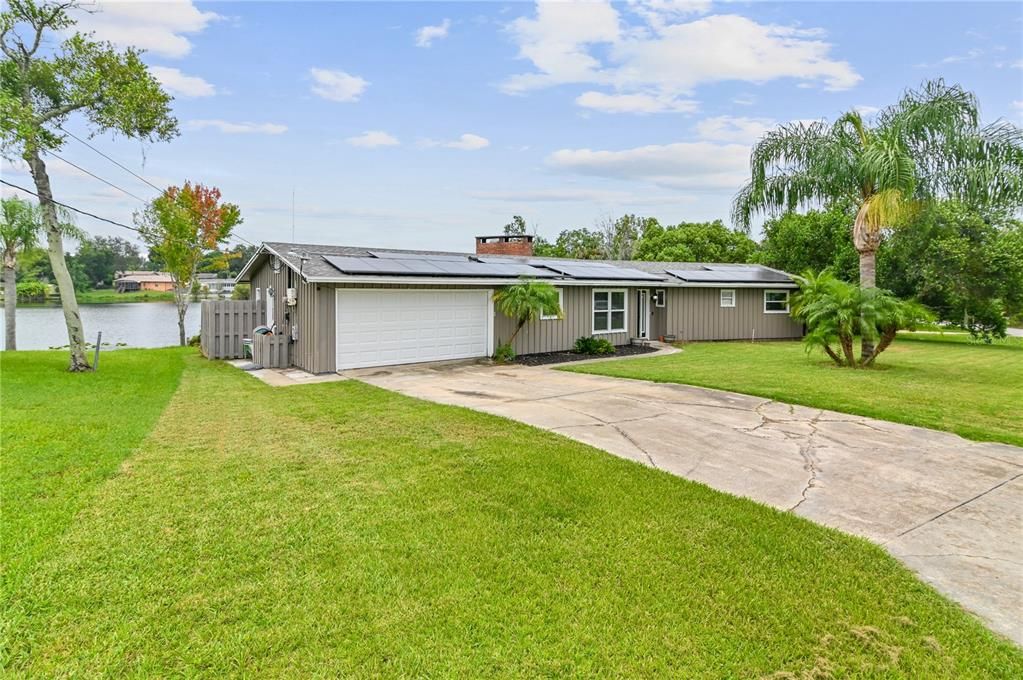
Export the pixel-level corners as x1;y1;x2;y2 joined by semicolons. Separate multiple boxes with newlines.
475;234;534;257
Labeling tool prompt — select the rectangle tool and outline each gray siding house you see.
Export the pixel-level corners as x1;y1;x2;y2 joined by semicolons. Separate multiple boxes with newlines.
229;235;802;373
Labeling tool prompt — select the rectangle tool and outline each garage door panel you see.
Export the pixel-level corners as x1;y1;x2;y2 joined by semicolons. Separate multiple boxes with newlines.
336;289;490;370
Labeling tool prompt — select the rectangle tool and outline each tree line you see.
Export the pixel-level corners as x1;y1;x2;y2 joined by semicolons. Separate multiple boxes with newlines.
507;200;1023;340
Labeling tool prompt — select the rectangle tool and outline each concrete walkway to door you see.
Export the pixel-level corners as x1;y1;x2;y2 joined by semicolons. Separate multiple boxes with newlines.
350;360;1023;645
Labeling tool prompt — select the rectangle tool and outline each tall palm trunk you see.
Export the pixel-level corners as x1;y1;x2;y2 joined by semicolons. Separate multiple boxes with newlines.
857;247;877;362
25;149;91;371
3;258;17;350
853;207;882;363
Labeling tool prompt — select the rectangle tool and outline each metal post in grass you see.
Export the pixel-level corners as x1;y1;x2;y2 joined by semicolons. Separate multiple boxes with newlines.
93;331;102;370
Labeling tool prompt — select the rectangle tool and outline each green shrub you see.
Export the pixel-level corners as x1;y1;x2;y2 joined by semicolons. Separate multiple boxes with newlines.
574;336;616;355
231;283;251;300
187;334;201;347
493;342;516;364
15;280;48;302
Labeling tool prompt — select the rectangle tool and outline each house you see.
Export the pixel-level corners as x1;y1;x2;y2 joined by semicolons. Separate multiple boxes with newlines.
229;235;802;373
196;272;236;298
113;271;175;293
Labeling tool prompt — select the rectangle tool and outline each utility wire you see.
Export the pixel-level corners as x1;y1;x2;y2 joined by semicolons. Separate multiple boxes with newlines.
57;125;165;194
50;130;260;249
44;150;149;203
3;178;145;233
2;178;258;251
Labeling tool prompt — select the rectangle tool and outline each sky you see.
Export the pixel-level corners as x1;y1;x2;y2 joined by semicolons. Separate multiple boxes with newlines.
2;0;1022;253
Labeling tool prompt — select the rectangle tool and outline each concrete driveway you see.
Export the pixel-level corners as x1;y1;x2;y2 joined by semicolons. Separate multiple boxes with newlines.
352;358;1023;645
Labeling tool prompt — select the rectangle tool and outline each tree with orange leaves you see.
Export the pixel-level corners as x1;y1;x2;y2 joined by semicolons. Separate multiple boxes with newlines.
137;182;242;346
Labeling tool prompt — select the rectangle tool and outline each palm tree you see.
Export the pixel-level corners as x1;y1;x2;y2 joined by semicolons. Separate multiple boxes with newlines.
493;279;562;348
733;79;1023;359
793;272;932;368
1;197;84;350
1;197;43;350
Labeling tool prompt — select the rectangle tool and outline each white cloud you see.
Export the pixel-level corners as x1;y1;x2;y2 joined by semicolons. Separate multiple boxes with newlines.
546;140;750;190
150;66;215;97
575;91;698;113
187;119;287;134
731;94;757;106
345;131;400;148
941;48;983;64
503;1;621;94
415;19;451;47
854;104;879;117
420;133;490;150
309;68;369;102
72;1;220;59
503;2;861;112
1013;101;1023;111
626;0;712;27
695;116;775;144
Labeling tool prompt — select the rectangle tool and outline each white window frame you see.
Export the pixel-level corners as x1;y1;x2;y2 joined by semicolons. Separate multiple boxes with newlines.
764;289;790;314
592;288;627;334
654;289;666;308
720;289;736;308
541;288;564;320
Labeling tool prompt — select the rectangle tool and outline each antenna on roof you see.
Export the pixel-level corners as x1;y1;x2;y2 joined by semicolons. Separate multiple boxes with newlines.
291;188;296;242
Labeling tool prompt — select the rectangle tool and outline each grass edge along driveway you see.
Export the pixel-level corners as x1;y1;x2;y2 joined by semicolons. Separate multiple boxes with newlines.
2;350;1021;677
563;334;1023;447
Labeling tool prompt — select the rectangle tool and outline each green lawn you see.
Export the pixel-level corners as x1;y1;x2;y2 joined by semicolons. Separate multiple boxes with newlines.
2;350;1021;676
564;334;1023;447
76;288;176;303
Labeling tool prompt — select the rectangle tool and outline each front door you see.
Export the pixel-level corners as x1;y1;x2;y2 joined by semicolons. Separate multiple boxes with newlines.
636;289;649;339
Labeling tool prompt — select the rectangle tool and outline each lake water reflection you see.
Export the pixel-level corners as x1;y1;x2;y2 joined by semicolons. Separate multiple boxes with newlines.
0;302;202;350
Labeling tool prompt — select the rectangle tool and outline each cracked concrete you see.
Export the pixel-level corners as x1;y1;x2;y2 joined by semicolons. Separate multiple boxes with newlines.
350;360;1023;645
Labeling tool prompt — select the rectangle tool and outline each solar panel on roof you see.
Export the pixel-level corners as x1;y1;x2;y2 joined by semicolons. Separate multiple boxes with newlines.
538;262;663;280
324;255;558;278
666;268;792;283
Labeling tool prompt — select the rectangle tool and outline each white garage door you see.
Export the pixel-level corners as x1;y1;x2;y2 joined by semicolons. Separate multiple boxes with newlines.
336;289;492;370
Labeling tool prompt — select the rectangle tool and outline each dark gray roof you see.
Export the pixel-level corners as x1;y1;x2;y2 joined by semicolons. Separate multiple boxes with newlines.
240;241;794;286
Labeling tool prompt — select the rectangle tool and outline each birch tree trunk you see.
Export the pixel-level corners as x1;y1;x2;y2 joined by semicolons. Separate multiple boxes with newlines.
4;259;17;350
25;150;90;370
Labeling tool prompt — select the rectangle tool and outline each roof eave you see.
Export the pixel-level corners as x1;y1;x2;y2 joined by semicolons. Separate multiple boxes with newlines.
303;275;669;286
234;243;305;283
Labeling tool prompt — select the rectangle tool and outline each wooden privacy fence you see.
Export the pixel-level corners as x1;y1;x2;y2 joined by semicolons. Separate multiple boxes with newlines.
253;334;290;368
200;299;265;359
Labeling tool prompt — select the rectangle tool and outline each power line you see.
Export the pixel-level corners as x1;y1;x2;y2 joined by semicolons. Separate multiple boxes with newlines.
2;178;145;233
57;125;165;194
44;150;150;203
1;178;255;250
50;133;260;249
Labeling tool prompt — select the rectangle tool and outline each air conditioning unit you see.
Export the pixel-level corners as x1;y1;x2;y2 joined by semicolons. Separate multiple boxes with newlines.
285;287;298;306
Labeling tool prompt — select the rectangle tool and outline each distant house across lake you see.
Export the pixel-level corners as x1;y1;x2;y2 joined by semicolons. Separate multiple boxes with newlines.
114;271;175;293
197;273;235;298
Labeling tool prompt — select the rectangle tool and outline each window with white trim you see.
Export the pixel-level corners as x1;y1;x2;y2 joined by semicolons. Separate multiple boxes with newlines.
593;289;627;333
720;289;736;308
653;289;666;308
541;288;564;320
764;290;790;313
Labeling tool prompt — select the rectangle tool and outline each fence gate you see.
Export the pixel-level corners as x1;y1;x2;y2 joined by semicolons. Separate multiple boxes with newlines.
200;299;265;359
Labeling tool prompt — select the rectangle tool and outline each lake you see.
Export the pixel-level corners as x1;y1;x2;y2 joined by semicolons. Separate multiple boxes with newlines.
0;302;202;350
